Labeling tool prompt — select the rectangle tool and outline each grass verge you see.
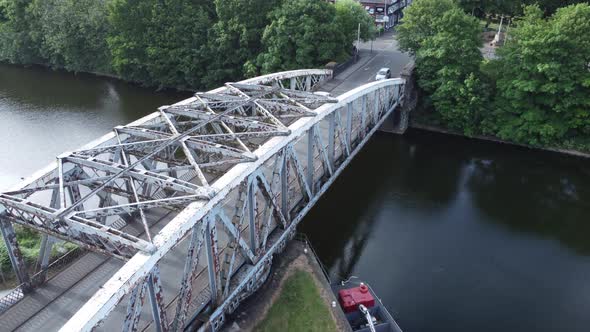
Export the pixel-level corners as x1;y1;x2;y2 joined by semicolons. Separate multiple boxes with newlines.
254;270;338;332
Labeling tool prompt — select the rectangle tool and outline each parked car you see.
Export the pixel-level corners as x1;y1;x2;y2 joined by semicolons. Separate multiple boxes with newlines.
314;91;331;97
375;68;391;81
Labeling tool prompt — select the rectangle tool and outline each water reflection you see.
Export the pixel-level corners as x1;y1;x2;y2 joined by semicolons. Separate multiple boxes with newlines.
302;129;590;332
465;147;590;255
0;63;190;190
301;131;469;277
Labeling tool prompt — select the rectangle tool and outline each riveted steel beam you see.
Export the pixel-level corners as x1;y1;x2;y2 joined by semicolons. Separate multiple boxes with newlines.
116;127;257;162
163;108;288;134
205;216;221;305
74;195;203;219
147;266;169;332
65;155;208;196
122;279;148;332
171;223;205;331
54;73;406;332
0;194;156;257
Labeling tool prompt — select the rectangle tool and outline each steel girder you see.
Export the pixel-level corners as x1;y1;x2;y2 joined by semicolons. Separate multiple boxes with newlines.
0;70;334;263
59;74;405;332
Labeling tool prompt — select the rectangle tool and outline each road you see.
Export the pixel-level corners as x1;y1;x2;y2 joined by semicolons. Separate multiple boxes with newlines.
322;31;411;96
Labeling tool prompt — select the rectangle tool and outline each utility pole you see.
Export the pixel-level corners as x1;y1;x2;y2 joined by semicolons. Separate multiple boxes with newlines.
384;0;388;30
357;22;361;61
492;14;504;46
504;18;511;46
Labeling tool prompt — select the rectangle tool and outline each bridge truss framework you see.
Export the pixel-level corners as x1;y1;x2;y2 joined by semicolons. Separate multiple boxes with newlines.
0;69;405;331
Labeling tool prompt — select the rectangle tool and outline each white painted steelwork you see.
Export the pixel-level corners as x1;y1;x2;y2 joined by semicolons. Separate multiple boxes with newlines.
0;69;405;331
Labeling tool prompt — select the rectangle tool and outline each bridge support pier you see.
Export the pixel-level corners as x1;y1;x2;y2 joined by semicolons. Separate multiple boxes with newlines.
379;61;417;135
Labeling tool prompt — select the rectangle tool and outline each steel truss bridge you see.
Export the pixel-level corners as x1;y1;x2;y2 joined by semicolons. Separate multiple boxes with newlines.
0;69;405;331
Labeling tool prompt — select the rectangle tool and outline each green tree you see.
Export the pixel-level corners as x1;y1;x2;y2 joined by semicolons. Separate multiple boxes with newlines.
399;0;486;133
0;0;40;64
334;0;376;45
108;0;214;89
492;4;590;146
458;0;589;17
107;0;153;84
396;0;456;55
27;0;111;73
205;0;282;84
534;0;588;15
257;0;346;74
0;0;8;22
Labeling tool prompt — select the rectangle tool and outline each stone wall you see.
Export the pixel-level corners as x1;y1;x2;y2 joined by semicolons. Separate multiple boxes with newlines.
379;60;418;134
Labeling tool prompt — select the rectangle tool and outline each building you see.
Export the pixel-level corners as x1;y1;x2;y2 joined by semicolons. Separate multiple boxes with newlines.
357;0;412;30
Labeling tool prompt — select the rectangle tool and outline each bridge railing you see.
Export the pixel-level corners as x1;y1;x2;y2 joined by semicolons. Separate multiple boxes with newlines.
0;246;85;314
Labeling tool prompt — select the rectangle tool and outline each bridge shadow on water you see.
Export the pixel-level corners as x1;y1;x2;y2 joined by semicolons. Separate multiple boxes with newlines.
300;129;590;332
300;130;468;278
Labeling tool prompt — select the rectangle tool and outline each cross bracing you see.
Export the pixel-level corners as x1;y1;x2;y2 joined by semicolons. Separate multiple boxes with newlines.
0;70;335;261
0;70;405;332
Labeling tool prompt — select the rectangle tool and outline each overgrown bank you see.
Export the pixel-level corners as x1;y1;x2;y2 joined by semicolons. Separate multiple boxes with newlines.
254;270;338;332
0;0;375;90
398;0;590;152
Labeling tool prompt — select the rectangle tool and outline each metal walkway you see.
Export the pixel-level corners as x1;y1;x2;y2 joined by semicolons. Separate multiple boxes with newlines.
0;69;405;331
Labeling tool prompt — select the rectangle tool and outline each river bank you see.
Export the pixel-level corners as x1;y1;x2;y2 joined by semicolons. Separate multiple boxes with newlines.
0;61;197;93
221;239;350;332
410;122;590;159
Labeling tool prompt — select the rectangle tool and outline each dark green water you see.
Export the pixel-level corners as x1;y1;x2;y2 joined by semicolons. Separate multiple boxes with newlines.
301;130;590;332
1;63;589;331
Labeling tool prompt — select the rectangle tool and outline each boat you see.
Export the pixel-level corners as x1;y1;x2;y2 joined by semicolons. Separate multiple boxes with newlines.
332;278;403;332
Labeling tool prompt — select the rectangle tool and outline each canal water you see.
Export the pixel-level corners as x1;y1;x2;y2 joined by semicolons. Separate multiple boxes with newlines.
1;63;590;332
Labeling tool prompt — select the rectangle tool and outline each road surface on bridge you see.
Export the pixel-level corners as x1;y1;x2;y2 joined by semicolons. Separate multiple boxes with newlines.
322;31;411;96
0;32;410;332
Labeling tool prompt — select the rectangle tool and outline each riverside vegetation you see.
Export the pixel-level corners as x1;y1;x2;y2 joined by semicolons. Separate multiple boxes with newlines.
0;0;374;90
398;0;590;151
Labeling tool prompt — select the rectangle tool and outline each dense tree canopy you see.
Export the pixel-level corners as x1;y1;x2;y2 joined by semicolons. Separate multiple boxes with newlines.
0;0;41;64
0;0;111;72
29;0;111;73
334;0;376;45
0;0;374;89
491;4;590;146
205;0;281;83
399;0;486;133
407;0;590;149
256;0;347;74
458;0;589;16
397;0;456;55
108;0;214;89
